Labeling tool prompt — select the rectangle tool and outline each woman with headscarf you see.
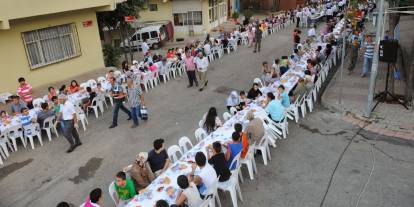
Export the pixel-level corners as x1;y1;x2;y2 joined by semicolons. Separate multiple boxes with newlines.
226;91;240;111
203;107;222;134
123;152;155;192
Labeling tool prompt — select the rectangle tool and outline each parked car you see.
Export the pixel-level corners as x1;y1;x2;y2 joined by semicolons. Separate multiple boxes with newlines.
120;24;168;50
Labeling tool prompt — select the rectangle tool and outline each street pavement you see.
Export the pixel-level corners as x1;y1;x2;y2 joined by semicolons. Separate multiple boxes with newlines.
0;21;413;207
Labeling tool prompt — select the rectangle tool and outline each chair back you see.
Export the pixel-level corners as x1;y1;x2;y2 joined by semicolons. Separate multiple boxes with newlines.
42;95;49;102
87;79;97;88
7;125;23;138
253;78;264;88
178;136;193;153
198;119;204;128
33;98;44;108
194;128;207;142
229;152;242;174
167;145;183;163
108;181;118;206
97;76;106;83
42;116;56;129
229;107;237;115
79;82;90;90
223;112;232;121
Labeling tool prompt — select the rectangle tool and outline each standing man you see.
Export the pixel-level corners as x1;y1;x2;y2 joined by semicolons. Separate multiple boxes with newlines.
194;52;209;92
17;77;33;109
55;95;81;153
183;50;198;88
109;77;131;129
141;39;150;56
361;34;375;77
126;78;144;128
253;24;263;53
296;7;302;28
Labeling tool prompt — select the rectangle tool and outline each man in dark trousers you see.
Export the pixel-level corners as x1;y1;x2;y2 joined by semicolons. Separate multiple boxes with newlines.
55;95;82;153
108;77;131;128
253;24;263;53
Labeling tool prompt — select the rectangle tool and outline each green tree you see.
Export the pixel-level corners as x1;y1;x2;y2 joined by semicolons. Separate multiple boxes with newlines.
97;0;144;65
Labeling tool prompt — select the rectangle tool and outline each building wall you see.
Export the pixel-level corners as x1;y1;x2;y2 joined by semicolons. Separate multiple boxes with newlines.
0;9;104;93
138;0;173;23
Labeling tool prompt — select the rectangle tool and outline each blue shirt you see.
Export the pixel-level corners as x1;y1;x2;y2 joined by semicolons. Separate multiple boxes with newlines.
227;142;242;170
20;114;32;126
265;99;285;122
280;92;290;107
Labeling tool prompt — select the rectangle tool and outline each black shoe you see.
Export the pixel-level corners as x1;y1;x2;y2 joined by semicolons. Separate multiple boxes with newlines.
109;124;117;129
76;142;82;147
195;82;199;87
127;117;132;121
187;85;193;88
66;146;75;153
205;80;208;86
253;50;256;53
199;88;204;92
131;124;139;128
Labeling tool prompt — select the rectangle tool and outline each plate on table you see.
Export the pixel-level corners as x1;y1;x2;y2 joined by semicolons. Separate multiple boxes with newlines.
166;186;177;198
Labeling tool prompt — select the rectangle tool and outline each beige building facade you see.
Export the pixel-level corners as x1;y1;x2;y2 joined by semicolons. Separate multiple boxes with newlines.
138;0;228;38
0;0;119;93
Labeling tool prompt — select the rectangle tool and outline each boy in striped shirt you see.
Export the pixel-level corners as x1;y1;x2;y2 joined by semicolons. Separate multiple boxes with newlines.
361;35;375;77
17;77;34;109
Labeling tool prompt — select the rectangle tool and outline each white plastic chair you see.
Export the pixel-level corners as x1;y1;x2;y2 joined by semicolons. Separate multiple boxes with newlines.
42;116;59;141
42;95;49;102
240;143;258;180
0;131;11;159
253;135;271;165
33;98;44;108
305;91;314;113
97;76;106;83
253;78;264;88
167;145;183;163
230;107;237;115
87;79;98;88
195;128;208;142
198;120;204;128
108;181;118;206
223;112;232;121
178;136;193;153
74;105;88;131
87;97;100;118
218;153;243;207
23;123;43;150
79;82;90;90
7;125;26;151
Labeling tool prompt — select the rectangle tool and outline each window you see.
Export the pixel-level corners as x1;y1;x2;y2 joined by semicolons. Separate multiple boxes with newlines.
22;23;81;69
131;33;141;41
149;4;158;11
174;11;202;26
150;31;158;38
142;32;150;41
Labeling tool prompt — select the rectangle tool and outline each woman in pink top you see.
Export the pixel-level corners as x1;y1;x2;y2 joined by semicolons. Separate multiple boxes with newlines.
47;86;57;101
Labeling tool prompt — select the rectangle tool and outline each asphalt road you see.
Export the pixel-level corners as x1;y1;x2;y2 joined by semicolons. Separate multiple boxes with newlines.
0;22;413;207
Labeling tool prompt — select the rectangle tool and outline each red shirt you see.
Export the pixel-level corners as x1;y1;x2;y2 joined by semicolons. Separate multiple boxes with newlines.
17;83;33;103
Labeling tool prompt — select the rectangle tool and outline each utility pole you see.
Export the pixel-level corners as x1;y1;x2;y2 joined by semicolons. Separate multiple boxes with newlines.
365;0;385;117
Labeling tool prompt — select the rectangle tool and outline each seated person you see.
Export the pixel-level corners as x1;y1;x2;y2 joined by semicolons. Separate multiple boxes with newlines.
247;83;263;100
83;87;97;110
175;175;203;207
225;132;243;170
203;107;222;134
59;85;68;95
278;85;290;107
123;152;155;192
245;110;265;145
68;80;80;94
226;91;240;111
51;96;60;114
188;152;217;197
265;92;285;122
238;91;248;109
155;200;169;207
113;171;136;206
37;102;55;127
94;83;104;96
234;123;249;159
147;139;170;176
10;95;27;115
291;49;301;62
81;188;103;207
206;141;231;182
0;110;11;124
279;56;290;75
19;107;36;127
291;78;307;102
48;87;58;101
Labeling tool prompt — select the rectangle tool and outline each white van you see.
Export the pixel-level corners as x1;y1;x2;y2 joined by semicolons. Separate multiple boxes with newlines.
120;24;168;50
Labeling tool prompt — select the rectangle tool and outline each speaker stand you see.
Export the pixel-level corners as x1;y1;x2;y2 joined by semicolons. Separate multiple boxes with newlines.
371;63;409;113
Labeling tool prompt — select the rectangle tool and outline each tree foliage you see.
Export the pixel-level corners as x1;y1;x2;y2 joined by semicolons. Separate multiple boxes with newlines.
97;0;144;30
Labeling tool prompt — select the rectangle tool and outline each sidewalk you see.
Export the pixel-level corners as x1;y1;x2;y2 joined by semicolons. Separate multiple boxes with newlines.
322;17;414;141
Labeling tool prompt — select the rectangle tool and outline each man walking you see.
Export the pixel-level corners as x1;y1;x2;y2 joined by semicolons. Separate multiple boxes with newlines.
253;24;262;53
296;8;302;28
141;39;149;56
361;35;374;77
56;95;81;153
347;33;360;74
126;78;144;128
109;77;131;129
194;52;209;92
183;50;198;88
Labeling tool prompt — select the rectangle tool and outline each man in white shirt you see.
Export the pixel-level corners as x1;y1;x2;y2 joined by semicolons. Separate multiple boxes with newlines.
194;52;209;91
189;152;217;196
56;95;81;153
141;39;150;56
203;42;211;56
295;9;302;28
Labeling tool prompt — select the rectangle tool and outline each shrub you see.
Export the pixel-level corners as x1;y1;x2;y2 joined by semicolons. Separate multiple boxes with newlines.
103;44;121;67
